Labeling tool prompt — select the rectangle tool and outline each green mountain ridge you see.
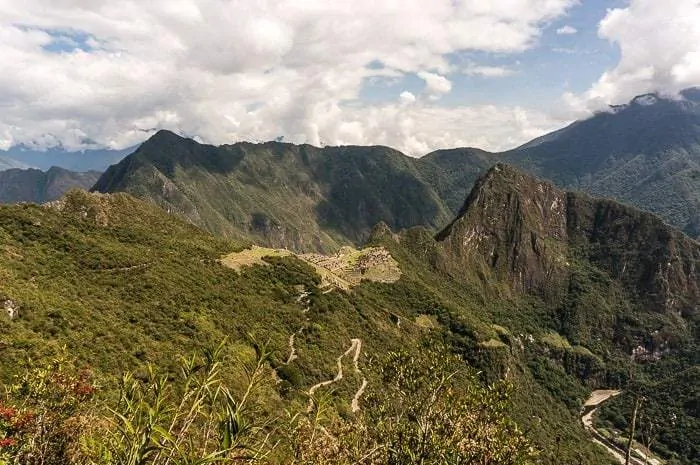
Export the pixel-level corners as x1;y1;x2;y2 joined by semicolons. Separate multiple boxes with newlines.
427;88;700;238
91;89;700;254
93;130;452;252
0;166;102;205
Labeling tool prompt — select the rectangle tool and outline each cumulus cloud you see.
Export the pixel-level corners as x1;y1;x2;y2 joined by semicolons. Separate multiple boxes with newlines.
417;71;453;100
399;91;417;104
564;0;700;114
556;25;577;35
0;0;576;153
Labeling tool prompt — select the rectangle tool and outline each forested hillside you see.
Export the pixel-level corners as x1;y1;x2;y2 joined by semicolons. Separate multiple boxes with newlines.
2;164;699;463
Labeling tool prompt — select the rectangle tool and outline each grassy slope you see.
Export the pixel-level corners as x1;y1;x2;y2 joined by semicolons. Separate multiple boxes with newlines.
380;164;700;464
364;227;618;465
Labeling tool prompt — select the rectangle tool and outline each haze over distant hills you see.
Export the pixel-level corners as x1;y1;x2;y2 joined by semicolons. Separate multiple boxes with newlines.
0;167;101;204
0;144;135;172
0;156;33;171
0;142;136;205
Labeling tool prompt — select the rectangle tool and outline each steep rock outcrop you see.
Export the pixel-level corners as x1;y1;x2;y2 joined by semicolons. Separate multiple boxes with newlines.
437;164;700;319
436;164;569;299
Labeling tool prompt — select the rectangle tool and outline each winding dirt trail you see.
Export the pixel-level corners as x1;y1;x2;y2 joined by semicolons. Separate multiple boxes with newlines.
307;338;364;411
289;290;369;413
284;332;299;365
348;338;367;412
98;262;151;272
283;291;311;366
351;378;368;412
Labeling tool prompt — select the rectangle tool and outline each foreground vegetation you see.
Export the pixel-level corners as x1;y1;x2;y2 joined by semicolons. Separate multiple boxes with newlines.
0;343;536;464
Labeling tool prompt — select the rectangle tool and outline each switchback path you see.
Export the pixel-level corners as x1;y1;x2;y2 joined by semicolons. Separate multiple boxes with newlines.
283;291;311;366
307;338;363;412
284;332;300;365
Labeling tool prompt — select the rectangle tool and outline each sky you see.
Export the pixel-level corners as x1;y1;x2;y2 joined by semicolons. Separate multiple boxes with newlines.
1;0;700;155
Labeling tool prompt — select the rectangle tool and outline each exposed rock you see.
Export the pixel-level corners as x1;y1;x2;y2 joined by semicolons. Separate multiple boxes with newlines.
3;299;18;319
436;163;569;299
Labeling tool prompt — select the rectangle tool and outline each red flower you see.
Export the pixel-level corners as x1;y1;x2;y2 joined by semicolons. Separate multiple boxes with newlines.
0;405;16;421
0;438;16;448
73;382;95;398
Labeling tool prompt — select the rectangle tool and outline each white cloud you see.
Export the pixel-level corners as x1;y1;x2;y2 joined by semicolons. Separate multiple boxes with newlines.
417;71;453;100
463;65;515;77
399;91;417;104
564;0;700;114
556;25;577;35
0;0;576;153
317;102;563;154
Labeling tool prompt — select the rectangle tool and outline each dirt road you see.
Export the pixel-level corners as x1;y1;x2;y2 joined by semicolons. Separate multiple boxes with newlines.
581;390;662;465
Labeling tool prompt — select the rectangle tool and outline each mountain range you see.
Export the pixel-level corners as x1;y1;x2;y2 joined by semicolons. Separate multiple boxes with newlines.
3;164;699;463
0;167;101;204
1;90;700;463
92;132;452;251
424;88;700;239
86;89;700;252
3;89;700;245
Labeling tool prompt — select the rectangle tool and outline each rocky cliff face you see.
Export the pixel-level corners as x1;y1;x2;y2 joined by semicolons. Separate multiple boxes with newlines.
565;191;700;317
437;164;700;319
436;164;570;299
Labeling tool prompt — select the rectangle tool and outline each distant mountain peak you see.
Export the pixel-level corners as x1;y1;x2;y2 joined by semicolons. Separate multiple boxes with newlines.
680;86;700;102
606;88;700;114
142;129;189;146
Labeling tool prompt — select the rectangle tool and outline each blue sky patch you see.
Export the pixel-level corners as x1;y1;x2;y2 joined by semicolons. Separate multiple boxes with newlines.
38;28;101;53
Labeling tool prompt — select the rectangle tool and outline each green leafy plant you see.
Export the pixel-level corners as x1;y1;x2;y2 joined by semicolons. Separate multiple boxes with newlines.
88;340;275;465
